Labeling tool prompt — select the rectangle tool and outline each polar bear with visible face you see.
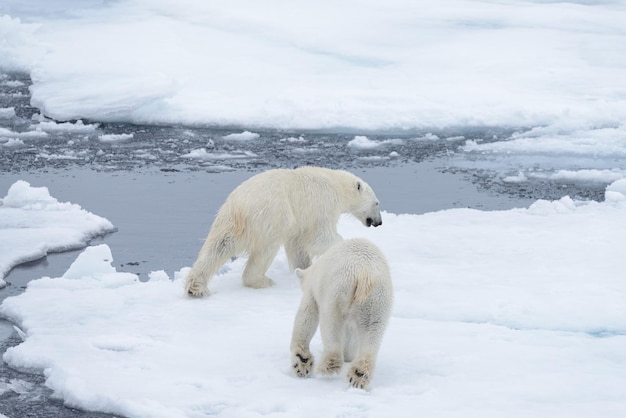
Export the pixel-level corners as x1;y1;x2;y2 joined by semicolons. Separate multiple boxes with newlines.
290;238;393;390
185;166;382;296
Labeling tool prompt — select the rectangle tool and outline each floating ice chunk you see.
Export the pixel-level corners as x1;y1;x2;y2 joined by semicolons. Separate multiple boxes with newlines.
0;107;16;119
280;136;306;143
0;181;116;280
182;148;257;160
98;133;134;142
547;169;625;184
358;155;389;162
1;80;25;88
348;136;377;149
348;135;403;149
0;126;48;139
503;171;527;183
416;133;440;141
223;131;260;141
1;138;24;147
31;119;98;133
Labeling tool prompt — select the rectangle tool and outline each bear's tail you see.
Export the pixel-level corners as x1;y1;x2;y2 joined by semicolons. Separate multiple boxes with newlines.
351;272;376;305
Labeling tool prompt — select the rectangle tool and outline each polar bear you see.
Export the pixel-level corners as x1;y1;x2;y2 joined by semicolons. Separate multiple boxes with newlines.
185;166;382;296
290;238;393;390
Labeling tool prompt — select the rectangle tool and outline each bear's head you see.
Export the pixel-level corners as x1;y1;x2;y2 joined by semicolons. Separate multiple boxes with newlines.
351;179;382;228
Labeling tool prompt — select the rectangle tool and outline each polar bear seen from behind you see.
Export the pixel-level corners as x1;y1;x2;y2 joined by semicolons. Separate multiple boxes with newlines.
185;166;382;296
290;238;393;390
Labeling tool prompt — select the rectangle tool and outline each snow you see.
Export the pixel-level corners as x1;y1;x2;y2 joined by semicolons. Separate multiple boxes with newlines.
0;181;116;283
0;180;625;417
0;0;624;135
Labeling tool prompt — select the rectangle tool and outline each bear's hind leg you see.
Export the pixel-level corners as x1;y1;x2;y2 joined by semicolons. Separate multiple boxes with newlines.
316;306;346;376
343;323;358;363
242;243;280;288
346;353;375;390
290;294;319;378
186;233;237;297
346;298;391;389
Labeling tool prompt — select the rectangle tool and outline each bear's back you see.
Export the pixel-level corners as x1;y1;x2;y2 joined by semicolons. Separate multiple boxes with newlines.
309;238;391;305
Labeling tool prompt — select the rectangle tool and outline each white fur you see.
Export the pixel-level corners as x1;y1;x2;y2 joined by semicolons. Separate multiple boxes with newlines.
290;238;393;390
185;166;382;296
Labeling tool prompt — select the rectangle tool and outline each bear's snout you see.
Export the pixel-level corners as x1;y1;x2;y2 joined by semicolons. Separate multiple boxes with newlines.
366;217;382;227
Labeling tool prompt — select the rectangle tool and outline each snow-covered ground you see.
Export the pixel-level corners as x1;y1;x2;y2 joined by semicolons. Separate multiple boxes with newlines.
1;180;625;417
1;0;625;132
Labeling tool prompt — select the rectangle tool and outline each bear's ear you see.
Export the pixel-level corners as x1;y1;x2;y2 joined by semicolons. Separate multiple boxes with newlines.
356;181;362;191
295;268;305;280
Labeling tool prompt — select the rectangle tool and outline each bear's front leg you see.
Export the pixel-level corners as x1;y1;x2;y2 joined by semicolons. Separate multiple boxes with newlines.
185;270;212;297
291;346;314;378
242;245;279;288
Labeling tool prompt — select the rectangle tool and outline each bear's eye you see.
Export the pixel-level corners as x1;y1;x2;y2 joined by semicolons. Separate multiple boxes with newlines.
357;181;361;191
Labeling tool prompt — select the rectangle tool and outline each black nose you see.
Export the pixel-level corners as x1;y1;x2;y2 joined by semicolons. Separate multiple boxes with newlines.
366;217;382;227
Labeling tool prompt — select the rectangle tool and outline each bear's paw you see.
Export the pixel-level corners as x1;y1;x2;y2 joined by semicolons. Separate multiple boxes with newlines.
243;275;275;289
346;364;371;390
291;350;314;378
317;352;343;376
